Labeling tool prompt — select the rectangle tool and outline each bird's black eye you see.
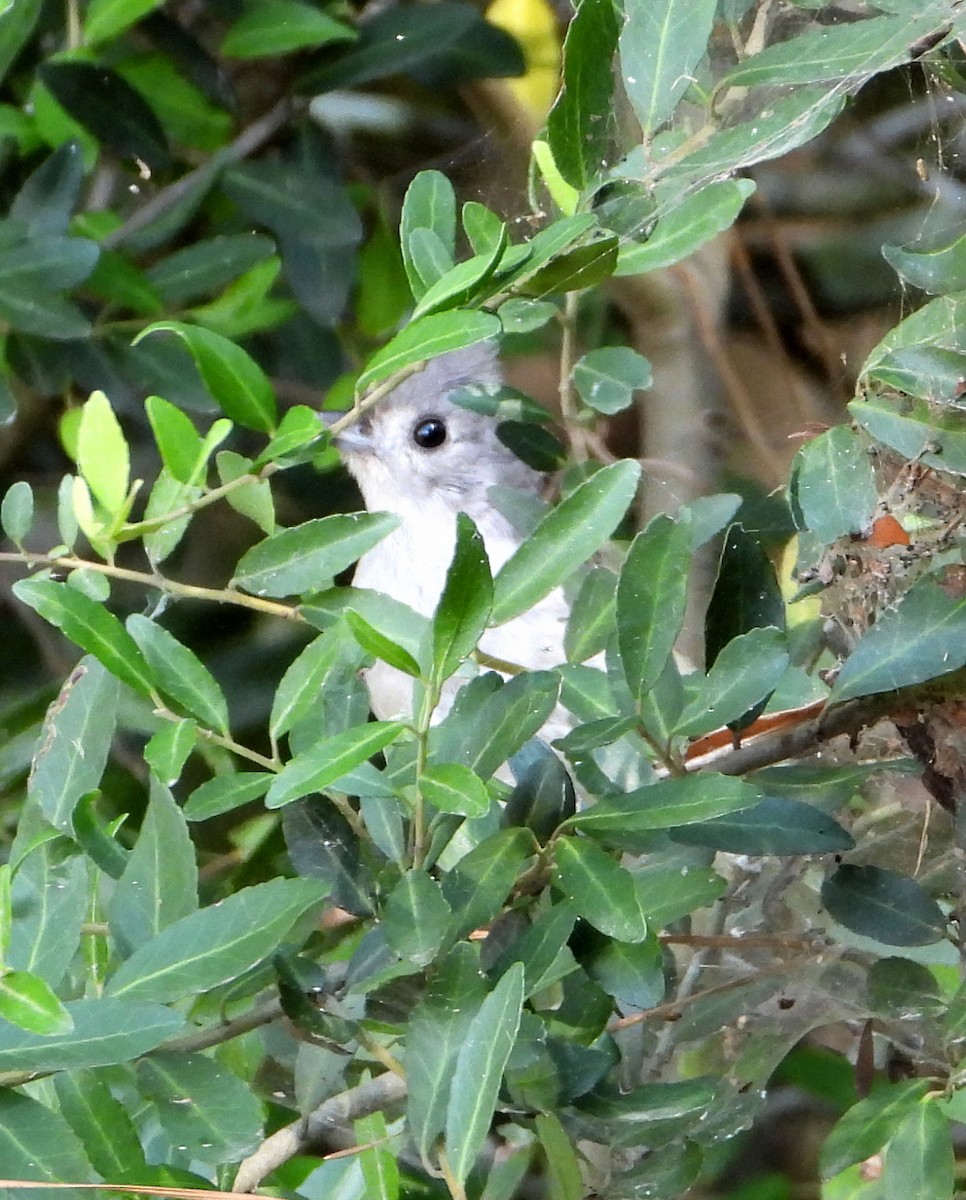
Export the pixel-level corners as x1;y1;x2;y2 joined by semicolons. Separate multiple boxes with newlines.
412;416;447;449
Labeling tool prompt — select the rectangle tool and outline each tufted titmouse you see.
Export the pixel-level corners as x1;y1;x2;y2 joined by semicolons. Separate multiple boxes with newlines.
331;344;576;723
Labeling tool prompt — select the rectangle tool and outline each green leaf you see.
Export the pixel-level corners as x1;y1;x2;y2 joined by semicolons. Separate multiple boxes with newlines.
383;870;453;966
266;722;406;808
0;996;184;1071
13;579;154;697
128;615;231;733
585;932;664;1008
674;626;789;738
545;0;620;191
411;230;514;320
553;838;649;942
217;450;275;534
183;772;273;821
76;390;129;515
1;479;33;543
232;512;398;598
519;234;619;295
106;878;327;1002
617;512;691;705
136;321;277;432
221;0;355;57
109;778;197;955
40;60;170;172
849;394;966;476
616;180;755;276
488;902;578;997
138;1051;264;1164
270;633;347;740
0;0;43;88
283;799;376;916
632;863;725;928
536;1113;584;1200
497;297;558;334
564;567;616;664
706;524;784;664
441;828;533;941
884;227;966;295
820;1080;931;1178
830;581;966;704
432;512;493;683
399;169;456;289
492;460;640;625
0;282;91;338
462;201;504;255
345;608;422;677
0;1091;94;1183
431;671;561;782
54;1069;150;1182
794;425;878;542
146;722;196;789
28;657;119;832
619;0;718;137
573;346;652;414
0;234;99;290
721;10;950;89
821;865;946;947
445;962;524;1185
420;762;491;817
569;774;763;833
72;792;129;880
884;1101;954;1200
503;741;575;841
141;469;202;566
146;234;277;306
356;311;502;391
0;970;74;1034
144;395;204;485
671;796;854;854
84;0;164;44
406;943;489;1162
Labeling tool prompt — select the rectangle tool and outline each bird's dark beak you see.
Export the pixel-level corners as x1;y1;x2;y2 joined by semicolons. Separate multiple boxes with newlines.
319;410;372;454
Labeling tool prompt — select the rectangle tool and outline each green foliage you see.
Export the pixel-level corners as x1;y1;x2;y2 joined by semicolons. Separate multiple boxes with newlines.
1;1;966;1199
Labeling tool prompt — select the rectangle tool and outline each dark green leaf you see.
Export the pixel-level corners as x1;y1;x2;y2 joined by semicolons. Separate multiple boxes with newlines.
546;0;620;190
40;60;170;172
822;864;946;946
705;524;784;665
432;512;493;683
28;657;119;832
0;284;92;338
136;321;276;432
0;997;184;1071
128;615;230;733
109;778;197;955
0;234;99;291
283;799;377;916
105;878;328;1002
617;513;691;704
346;608;422;677
13;579;154;697
0;0;43;88
146;234;277;305
183;772;272;821
503;740;576;841
267;722;405;808
794;425;878;542
442;827;532;940
674;626;789;738
383;869;452;965
830;581;966;703
421;762;491;817
233;512;398;598
520;234;619;296
584;932;664;1009
54;1069;149;1182
492;460;640;625
631;863;726;928
820;1080;931;1178
569;774;763;833
489;902;578;997
138;1051;264;1164
553;837;649;942
445;963;524;1185
867;957;945;1019
0;1091;93;1183
671;795;854;854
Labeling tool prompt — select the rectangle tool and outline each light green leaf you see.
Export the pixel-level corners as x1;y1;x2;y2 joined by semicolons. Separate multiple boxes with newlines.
0;1091;94;1183
144;718;196;783
76;390;129;515
233;512;398;598
536;1112;584;1200
346;608;422;677
492;460;640;625
820;1080;931;1178
441;827;533;941
569;774;763;833
105;877;328;1002
674;626;789;738
84;0;164;44
383;870;452;966
145;395;203;485
795;425;878;542
619;0;718;137
217;450;276;534
444;962;524;1185
884;1102;954;1200
221;0;355;57
849;394;966;476
432;512;492;683
572;346;652;414
400;170;457;298
357;311;502;391
0;970;74;1034
1;479;33;543
420;762;491;817
183;772;273;821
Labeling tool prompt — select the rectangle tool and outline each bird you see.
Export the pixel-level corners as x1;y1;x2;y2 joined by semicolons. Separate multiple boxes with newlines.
330;342;576;724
